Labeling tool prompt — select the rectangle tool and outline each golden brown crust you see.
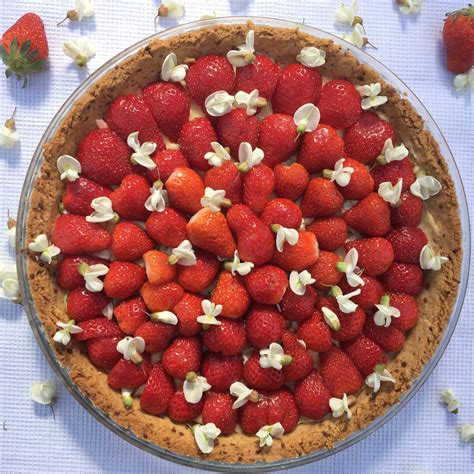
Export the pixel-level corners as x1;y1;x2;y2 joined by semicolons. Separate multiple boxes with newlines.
25;23;462;464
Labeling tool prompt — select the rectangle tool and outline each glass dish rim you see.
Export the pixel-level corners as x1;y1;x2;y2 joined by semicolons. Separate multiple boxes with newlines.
15;16;471;472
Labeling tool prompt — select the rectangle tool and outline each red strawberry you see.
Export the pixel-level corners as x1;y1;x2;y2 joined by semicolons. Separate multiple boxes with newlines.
63;178;111;216
300;177;344;218
443;5;474;73
242;351;285;390
344;237;395;276
87;335;123;370
177;250;220;293
74;317;123;342
235;55;281;99
134;320;177;353
343;193;391;237
186;55;236;108
173;292;203;336
201;353;243;391
178;117;217;171
261;198;302;229
202;392;238;434
226;204;274;265
186;208;236;258
294;371;331;420
389;292;419;331
273;163;309;201
296;311;333;352
51;214;111;255
108;354;152;389
140;362;174;415
281;331;313;382
145;208;188;248
371;158;415;192
297;124;345;173
380;262;424;296
216;109;259;158
309;250;342;290
340;335;387;377
340;275;384;310
202;317;246;356
140;281;184;312
143;82;190;142
114;296;148;335
168;390;204;422
146;149;189;183
280;284;318;322
242;164;275;215
103;261;146;300
1;13;48;87
110;174;151;222
363;317;405;353
307;216;347;251
211;271;250;319
244;265;288;305
166;167;205;215
204;162;242;204
77;128;133;186
259;114;300;168
57;255;108;291
111;222;154;262
143;250;177;286
386;226;428;264
246;304;286;349
344;112;395;164
317;79;361;130
330;157;374;200
391;191;423;228
319;347;363;398
67;287;110;322
162;336;202;379
272;63;322;115
272;230;319;271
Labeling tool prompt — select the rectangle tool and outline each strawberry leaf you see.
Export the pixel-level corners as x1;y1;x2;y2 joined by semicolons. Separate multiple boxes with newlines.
5;68;12;79
10;38;18;56
20;40;32;55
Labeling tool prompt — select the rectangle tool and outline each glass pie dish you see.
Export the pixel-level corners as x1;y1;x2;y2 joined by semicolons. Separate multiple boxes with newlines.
16;16;470;472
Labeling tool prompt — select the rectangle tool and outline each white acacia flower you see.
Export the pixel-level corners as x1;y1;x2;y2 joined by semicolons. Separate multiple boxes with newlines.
28;234;61;264
158;0;185;18
226;250;254;276
127;132;157;170
289;270;315;296
454;68;474;92
398;0;422;15
410;175;442;200
273;225;299;253
53;319;83;345
234;89;265;115
86;197;117;223
0;262;20;301
329;393;355;419
205;91;235;117
378;179;403;206
336;248;365;287
78;262;109;292
200;11;216;20
197;299;222;326
121;388;134;408
204;142;231;167
57;155;81;181
294;103;320;133
183;372;211;403
74;0;95;20
324;158;354;187
7;218;16;248
30;380;56;405
194;423;221;454
365;364;396;393
459;424;474;442
419;244;449;271
102;301;114;320
341;24;366;49
170;240;196;266
440;388;462;413
256;422;284;448
145;181;168;212
63;36;96;67
332;286;361;313
201;187;231;212
297;47;326;67
229;381;257;409
373;295;400;327
358;83;388;110
0;122;20;149
336;0;358;25
116;336;145;364
150;310;178;325
161;52;188;82
379;138;409;163
226;30;255;67
259;343;292;370
322;307;341;331
238;142;264;172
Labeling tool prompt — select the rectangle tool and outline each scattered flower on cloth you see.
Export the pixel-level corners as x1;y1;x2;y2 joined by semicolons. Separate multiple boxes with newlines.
63;36;96;68
440;388;462;414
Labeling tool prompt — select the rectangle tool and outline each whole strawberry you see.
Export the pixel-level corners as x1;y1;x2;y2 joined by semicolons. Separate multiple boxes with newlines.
344;237;394;276
211;271;250;319
67;287;110;322
242;164;275;216
161;336;202;379
294;371;331;420
63;177;112;216
173;292;203;336
273;163;309;201
272;230;319;272
140;363;174;415
235;55;281;99
307;216;347;252
103;261;146;300
108;355;152;390
246;304;286;349
381;262;424;296
281;331;314;382
280;284;318;322
177;250;220;293
87;336;123;370
169;390;204;422
202;392;238;434
1;13;48;87
202;317;246;356
201;352;243;391
308;250;343;290
341;335;387;377
296;311;333;352
242;351;285;390
134;320;177;353
145;207;188;248
386;226;428;264
244;265;288;305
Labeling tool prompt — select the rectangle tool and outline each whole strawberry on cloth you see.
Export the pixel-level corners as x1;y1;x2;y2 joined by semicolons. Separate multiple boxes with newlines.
1;13;48;87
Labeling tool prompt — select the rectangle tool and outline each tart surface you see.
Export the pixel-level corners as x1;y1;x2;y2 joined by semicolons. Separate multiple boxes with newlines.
25;23;462;464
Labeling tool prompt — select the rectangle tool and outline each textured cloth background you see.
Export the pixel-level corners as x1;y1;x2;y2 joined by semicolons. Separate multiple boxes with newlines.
0;1;473;473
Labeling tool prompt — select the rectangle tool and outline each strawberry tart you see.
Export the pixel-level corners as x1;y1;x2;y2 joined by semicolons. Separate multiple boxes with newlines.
24;23;462;464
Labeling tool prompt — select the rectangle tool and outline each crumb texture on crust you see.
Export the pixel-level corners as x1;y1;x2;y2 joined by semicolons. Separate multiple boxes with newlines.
25;23;462;464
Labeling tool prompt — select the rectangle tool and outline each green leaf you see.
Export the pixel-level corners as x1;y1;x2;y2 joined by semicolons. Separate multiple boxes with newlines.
26;49;38;62
0;45;8;61
30;59;45;71
5;68;12;79
20;40;31;55
10;38;18;56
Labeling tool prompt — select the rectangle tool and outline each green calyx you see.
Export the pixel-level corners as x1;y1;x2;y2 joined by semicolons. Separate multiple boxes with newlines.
446;4;474;19
0;38;45;89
